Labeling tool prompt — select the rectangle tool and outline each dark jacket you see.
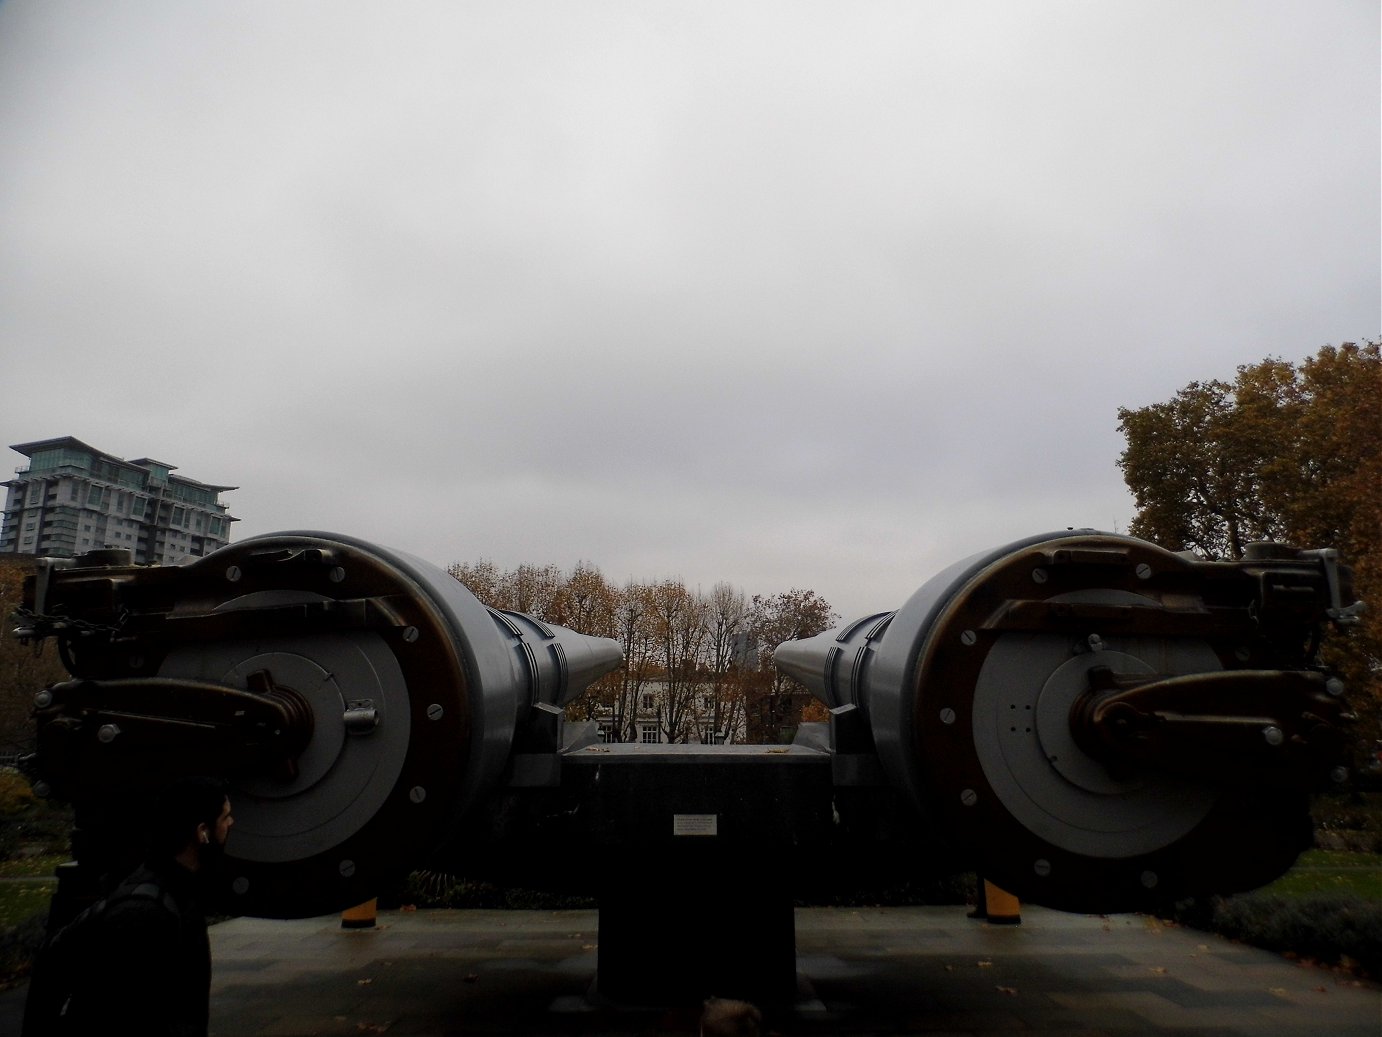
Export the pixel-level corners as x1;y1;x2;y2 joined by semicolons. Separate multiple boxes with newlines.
61;860;211;1037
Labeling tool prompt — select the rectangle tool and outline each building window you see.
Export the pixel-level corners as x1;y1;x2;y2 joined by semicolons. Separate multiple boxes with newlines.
641;693;654;711
640;724;659;744
597;724;611;743
87;485;103;507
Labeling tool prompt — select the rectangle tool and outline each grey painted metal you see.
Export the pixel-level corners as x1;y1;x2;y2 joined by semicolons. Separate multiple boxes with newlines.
776;529;1084;800
161;531;623;874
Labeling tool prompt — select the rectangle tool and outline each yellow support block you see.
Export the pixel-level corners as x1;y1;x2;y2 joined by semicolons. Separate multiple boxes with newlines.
981;880;1021;925
341;898;377;929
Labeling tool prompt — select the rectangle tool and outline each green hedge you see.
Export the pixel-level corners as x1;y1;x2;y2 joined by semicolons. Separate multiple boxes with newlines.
1170;892;1382;978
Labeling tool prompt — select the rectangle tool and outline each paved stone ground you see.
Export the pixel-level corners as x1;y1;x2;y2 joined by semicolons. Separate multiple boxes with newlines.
2;905;1378;1035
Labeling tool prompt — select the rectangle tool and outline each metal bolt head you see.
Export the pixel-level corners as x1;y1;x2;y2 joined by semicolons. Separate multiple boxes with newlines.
960;788;978;807
97;723;121;744
32;781;51;799
940;708;957;725
232;876;250;895
339;859;356;878
1034;859;1052;877
329;566;346;583
1262;725;1284;747
1326;678;1345;698
426;703;444;721
960;629;977;646
409;786;427;804
1032;568;1048;584
1235;646;1252;663
1330;766;1349;784
33;689;53;708
1135;563;1152;580
225;565;242;583
1140;870;1159;889
402;626;419;643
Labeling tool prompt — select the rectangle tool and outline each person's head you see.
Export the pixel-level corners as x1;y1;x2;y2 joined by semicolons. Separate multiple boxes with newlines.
149;776;233;868
700;997;761;1037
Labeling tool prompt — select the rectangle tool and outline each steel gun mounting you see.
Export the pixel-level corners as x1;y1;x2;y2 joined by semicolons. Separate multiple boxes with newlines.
13;529;1364;1002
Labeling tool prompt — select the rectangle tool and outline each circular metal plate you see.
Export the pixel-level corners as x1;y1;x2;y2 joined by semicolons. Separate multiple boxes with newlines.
972;632;1218;857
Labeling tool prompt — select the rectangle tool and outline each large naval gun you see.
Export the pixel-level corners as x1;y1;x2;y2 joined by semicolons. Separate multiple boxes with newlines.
14;528;1362;1001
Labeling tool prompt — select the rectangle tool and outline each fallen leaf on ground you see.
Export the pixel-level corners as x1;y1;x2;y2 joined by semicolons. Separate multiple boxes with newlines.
996;986;1017;996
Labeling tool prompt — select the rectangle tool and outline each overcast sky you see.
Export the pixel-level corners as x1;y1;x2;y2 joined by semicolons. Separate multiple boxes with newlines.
1;2;1376;621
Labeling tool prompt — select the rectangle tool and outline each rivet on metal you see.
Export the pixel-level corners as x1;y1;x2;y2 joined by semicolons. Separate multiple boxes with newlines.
409;786;427;804
426;703;444;721
97;724;120;744
1086;634;1104;653
225;565;242;583
1330;766;1348;784
1262;726;1284;747
960;788;978;806
1141;870;1159;888
960;630;978;646
1135;563;1152;580
128;654;144;670
32;781;50;799
329;566;346;583
402;626;420;643
1326;678;1345;697
1235;647;1252;662
33;690;53;708
232;877;250;895
1034;859;1052;877
339;859;356;878
1032;568;1048;584
940;708;957;725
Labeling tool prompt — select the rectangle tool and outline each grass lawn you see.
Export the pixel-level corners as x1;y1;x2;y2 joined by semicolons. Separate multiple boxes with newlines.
1256;849;1382;900
0;880;54;930
0;854;62;931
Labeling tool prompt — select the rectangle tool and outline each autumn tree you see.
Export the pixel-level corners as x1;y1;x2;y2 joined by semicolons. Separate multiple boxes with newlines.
596;582;652;741
1117;340;1382;727
745;589;839;741
447;558;836;744
0;557;69;753
693;583;749;746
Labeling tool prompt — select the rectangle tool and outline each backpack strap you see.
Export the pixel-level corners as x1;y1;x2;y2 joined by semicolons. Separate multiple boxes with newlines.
126;880;180;918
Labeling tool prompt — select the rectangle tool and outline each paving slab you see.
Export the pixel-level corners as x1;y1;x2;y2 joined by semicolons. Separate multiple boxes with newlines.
2;905;1377;1035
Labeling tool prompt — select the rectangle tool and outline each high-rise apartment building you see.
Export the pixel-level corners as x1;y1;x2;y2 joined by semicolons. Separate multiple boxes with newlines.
0;437;237;563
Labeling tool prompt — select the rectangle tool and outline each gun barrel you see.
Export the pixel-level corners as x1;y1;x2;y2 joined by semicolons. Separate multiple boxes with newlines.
775;531;1357;912
24;531;621;917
